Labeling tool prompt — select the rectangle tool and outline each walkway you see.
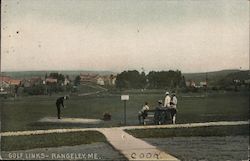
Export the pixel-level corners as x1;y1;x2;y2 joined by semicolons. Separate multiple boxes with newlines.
78;84;107;96
1;120;248;137
1;120;248;161
99;128;179;160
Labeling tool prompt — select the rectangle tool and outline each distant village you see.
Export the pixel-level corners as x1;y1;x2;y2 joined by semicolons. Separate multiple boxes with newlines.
79;74;116;86
0;73;117;97
0;70;249;97
185;80;209;89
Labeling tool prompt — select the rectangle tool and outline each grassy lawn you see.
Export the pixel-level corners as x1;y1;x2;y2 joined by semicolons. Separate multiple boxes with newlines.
1;90;249;132
125;124;249;138
76;84;104;93
1;131;106;151
144;136;248;161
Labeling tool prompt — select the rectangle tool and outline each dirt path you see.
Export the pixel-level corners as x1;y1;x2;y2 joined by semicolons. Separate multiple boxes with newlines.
78;84;108;96
99;128;179;160
80;83;108;91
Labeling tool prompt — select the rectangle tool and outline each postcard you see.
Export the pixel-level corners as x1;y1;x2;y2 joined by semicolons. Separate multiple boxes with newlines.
0;0;249;160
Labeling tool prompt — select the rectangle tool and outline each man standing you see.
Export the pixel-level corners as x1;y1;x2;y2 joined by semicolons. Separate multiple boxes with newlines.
164;91;171;108
154;100;165;125
56;96;69;119
170;93;178;124
162;91;171;122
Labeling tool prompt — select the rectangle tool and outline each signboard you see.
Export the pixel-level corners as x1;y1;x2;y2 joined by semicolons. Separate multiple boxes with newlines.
121;95;129;101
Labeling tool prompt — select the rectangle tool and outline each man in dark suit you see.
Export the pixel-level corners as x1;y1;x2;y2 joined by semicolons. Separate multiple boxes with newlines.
56;96;69;119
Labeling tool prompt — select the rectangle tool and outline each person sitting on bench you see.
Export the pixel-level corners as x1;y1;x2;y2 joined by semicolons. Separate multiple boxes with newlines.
138;102;150;124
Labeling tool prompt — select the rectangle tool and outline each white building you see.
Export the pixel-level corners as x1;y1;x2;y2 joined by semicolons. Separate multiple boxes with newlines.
97;77;105;86
64;78;70;85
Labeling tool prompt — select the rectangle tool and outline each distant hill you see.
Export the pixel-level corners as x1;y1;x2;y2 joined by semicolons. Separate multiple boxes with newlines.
183;69;249;85
219;70;250;83
1;70;117;79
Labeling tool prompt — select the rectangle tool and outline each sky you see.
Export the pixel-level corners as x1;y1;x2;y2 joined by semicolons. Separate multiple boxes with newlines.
1;0;249;73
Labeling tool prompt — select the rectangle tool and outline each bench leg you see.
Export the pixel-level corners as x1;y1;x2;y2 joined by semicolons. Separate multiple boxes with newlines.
172;115;176;124
138;115;142;124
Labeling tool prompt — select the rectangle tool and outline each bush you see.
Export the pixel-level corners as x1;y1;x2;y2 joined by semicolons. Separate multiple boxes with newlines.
24;85;45;95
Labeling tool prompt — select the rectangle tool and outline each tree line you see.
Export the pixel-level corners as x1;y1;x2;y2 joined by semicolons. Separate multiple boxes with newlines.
116;70;186;89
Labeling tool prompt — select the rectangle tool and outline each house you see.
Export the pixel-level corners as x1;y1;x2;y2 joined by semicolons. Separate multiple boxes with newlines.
191;81;196;87
64;78;70;85
80;74;99;82
46;78;58;84
96;75;117;86
101;75;110;85
0;80;10;88
0;76;21;86
0;76;11;82
110;75;116;85
79;73;116;86
10;79;21;86
96;77;105;86
0;76;21;94
186;80;196;88
200;81;207;87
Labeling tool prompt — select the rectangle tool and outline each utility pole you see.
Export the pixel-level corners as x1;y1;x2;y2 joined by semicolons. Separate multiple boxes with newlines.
123;100;126;125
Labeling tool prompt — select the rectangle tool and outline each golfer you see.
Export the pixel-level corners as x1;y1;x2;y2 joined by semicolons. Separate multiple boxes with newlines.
56;95;69;119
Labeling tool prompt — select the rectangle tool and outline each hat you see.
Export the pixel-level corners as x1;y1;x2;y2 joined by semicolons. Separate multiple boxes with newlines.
165;91;169;95
158;100;163;104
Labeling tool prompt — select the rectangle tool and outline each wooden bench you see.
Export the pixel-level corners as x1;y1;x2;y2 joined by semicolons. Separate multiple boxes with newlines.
140;109;172;125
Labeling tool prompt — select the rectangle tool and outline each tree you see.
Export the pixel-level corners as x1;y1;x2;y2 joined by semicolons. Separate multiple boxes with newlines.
24;84;46;95
116;70;147;89
147;70;182;89
116;70;183;90
49;73;65;82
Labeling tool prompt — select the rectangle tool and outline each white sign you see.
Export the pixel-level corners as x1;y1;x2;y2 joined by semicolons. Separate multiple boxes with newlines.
121;95;129;101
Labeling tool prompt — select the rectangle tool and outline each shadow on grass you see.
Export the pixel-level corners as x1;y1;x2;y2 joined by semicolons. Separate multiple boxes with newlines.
28;121;124;130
